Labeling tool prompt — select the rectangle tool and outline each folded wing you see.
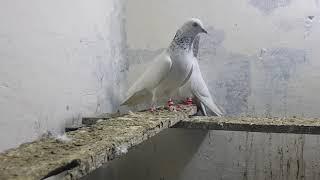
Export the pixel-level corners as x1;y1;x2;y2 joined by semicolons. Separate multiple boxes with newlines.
121;51;172;106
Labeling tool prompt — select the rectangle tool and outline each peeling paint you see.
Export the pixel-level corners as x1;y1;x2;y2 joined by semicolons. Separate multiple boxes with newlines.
0;0;127;152
249;0;293;14
304;16;315;39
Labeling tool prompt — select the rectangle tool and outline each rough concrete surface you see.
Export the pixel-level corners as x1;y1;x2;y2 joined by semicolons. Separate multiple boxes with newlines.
176;116;320;134
0;105;196;180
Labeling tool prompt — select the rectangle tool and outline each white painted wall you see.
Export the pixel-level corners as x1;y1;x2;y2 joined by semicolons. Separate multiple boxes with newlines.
0;0;127;152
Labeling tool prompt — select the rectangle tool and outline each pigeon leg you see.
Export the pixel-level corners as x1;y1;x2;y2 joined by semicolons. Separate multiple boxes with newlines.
167;98;184;111
184;97;193;105
166;98;175;111
149;94;157;112
175;104;182;111
149;106;156;112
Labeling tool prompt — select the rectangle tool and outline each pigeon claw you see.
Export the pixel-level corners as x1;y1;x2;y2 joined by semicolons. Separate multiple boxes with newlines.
149;106;156;112
175;105;182;111
167;98;174;107
168;106;176;112
168;98;174;105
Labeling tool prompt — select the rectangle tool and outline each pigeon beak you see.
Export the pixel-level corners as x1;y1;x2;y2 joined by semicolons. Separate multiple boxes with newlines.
201;28;208;34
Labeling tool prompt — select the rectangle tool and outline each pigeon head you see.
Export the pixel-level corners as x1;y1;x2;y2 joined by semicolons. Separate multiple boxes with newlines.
170;18;207;51
180;18;207;36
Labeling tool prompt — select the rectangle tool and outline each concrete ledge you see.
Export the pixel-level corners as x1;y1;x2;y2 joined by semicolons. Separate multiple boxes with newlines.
174;116;320;134
0;106;196;180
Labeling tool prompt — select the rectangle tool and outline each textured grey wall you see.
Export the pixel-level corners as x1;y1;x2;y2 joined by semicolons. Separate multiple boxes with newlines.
125;0;320;117
0;0;127;152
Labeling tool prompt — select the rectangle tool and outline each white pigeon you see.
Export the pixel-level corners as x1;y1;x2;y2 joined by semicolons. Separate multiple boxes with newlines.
121;18;208;110
177;36;223;116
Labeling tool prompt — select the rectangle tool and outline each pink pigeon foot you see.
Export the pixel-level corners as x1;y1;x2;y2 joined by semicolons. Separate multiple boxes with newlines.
149;106;156;112
175;105;183;111
167;98;176;111
185;97;193;105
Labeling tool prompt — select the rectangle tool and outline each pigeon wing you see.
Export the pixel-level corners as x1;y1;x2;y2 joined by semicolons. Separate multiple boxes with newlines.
121;51;172;106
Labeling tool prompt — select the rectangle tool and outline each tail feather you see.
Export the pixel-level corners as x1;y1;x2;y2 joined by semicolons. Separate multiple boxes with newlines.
204;101;223;117
194;93;223;116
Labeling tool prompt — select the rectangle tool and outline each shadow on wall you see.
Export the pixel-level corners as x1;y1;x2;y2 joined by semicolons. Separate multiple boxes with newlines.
82;129;209;180
83;129;320;180
180;130;319;180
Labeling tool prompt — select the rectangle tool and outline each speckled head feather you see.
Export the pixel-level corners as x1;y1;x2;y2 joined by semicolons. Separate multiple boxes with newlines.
170;18;207;51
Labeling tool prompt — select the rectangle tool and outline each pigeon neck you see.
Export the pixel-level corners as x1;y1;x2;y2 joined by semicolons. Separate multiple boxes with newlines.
169;31;196;53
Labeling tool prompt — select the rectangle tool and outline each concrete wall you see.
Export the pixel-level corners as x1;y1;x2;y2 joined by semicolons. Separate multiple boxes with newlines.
0;0;127;152
114;2;320;180
84;129;320;180
125;0;320;117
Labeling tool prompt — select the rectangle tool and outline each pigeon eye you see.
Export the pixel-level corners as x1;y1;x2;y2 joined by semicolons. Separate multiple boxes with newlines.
192;22;198;27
